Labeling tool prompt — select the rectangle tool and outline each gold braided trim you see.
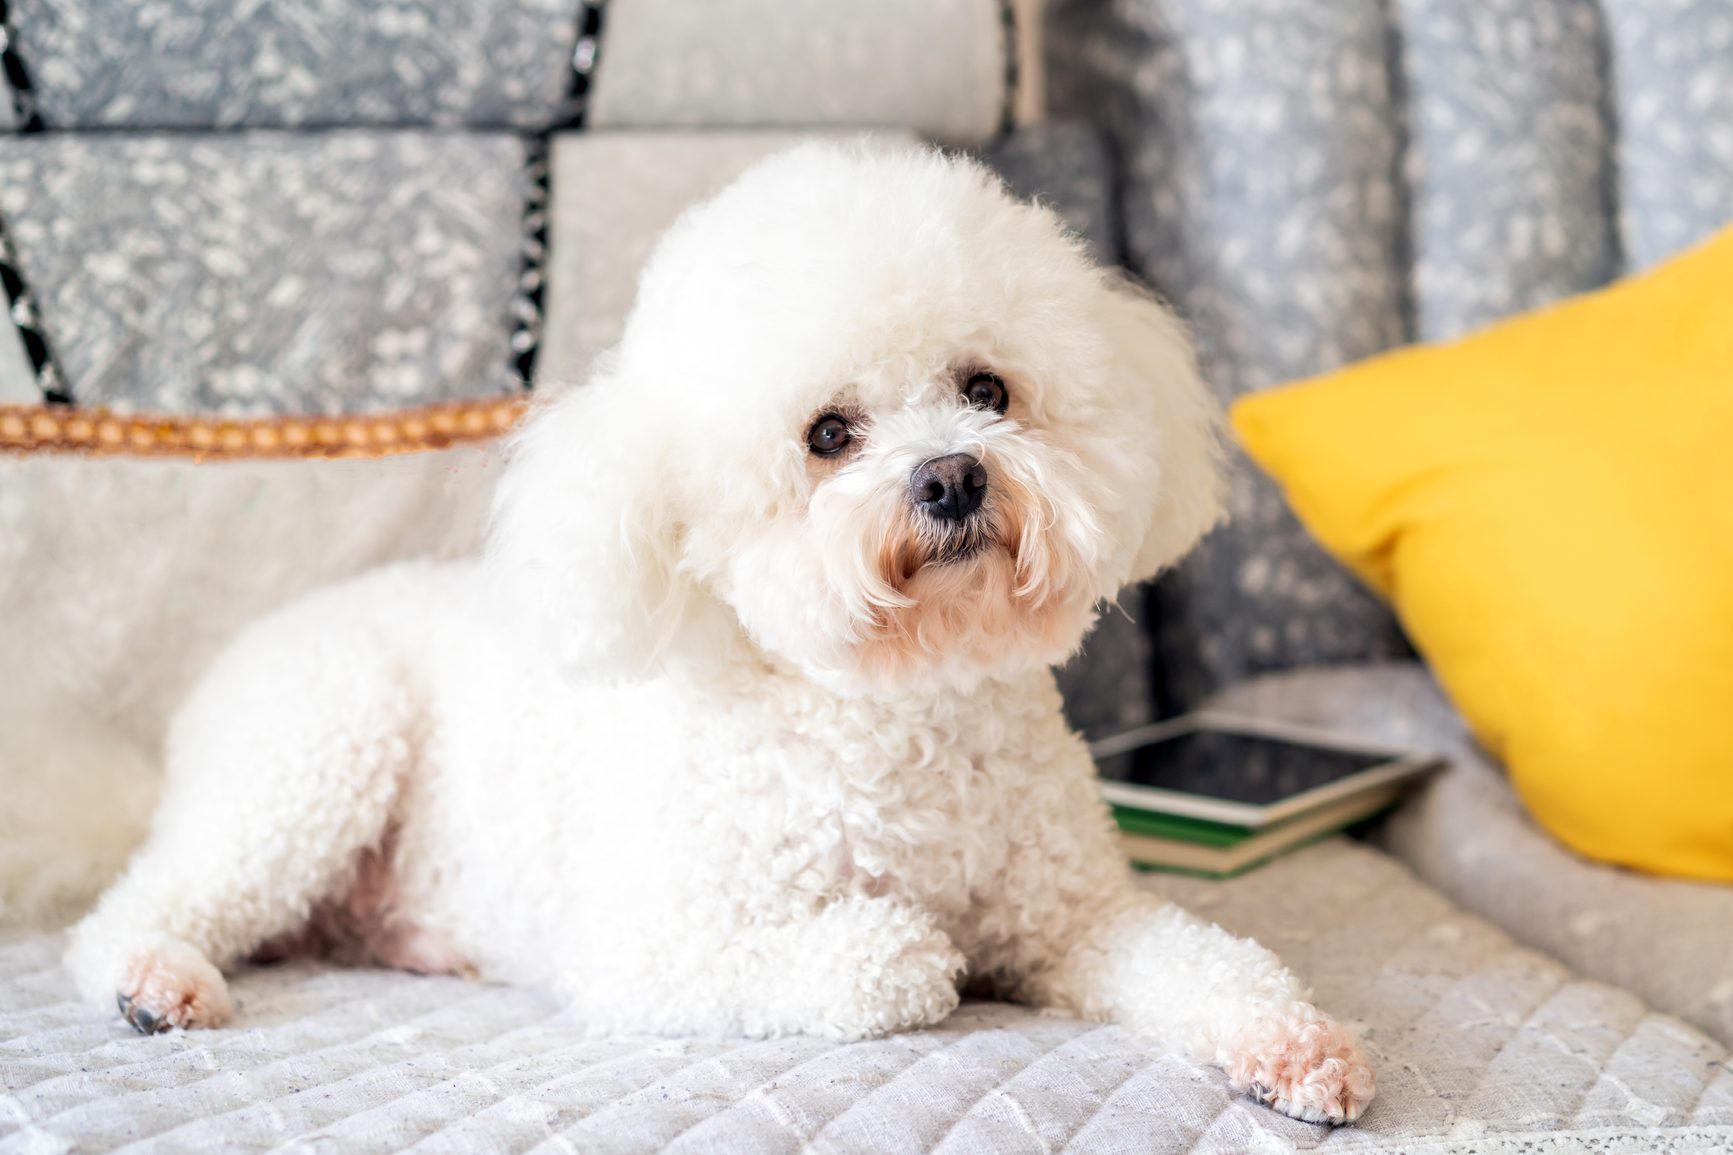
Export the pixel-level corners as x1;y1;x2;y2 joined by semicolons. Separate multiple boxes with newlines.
0;397;528;460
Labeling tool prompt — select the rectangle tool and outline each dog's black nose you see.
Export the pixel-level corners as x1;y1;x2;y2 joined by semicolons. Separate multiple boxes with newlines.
911;454;988;522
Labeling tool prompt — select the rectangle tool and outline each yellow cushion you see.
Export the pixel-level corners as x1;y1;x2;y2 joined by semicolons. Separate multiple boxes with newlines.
1232;227;1733;882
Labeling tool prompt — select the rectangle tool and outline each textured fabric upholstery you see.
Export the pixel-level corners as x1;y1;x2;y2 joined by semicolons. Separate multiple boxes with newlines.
1394;0;1621;343
0;118;1148;737
1207;663;1733;1050
587;0;1011;143
6;0;1014;142
8;840;1733;1153
1604;0;1733;269
0;132;530;414
6;6;1733;1150
0;125;1110;415
981;121;1119;266
0;448;498;757
536;131;881;389
9;0;586;131
0;312;31;404
1046;0;1733;707
533;124;1119;393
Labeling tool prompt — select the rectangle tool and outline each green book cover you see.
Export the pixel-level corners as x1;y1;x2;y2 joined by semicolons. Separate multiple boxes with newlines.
1113;789;1405;878
1109;803;1258;847
1125;826;1348;880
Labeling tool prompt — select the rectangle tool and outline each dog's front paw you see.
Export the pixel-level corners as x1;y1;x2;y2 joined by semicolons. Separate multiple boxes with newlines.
818;926;964;1041
1223;1012;1375;1125
117;939;232;1033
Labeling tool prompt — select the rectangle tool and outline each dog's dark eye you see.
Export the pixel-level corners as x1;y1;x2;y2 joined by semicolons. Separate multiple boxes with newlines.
963;372;1009;414
807;414;853;456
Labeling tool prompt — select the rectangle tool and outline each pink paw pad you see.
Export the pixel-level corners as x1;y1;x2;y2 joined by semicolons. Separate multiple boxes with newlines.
1227;1015;1376;1125
117;942;233;1034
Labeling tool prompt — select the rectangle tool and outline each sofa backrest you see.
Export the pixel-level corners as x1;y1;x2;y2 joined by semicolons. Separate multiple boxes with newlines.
1048;0;1733;709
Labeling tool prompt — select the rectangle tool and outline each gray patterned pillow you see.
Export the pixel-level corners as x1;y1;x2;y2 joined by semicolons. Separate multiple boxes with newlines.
981;122;1159;737
1047;0;1733;710
1395;0;1621;343
1047;0;1414;711
1603;0;1733;269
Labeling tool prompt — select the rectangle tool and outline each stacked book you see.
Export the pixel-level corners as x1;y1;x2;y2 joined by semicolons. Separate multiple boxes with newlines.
1090;713;1443;878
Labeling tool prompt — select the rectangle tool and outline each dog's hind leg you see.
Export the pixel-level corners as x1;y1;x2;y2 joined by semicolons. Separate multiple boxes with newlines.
66;623;416;1033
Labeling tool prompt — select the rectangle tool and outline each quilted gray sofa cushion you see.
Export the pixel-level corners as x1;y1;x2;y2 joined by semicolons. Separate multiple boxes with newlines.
7;839;1733;1153
1046;0;1733;708
1207;662;1733;1051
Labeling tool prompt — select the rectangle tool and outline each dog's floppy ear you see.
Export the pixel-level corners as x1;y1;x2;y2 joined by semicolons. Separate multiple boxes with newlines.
487;367;694;677
1098;273;1228;585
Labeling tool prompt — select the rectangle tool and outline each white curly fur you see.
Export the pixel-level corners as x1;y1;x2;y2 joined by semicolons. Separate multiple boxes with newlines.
68;142;1373;1124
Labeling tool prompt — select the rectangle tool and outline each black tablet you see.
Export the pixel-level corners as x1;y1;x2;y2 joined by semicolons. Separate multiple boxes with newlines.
1091;711;1443;828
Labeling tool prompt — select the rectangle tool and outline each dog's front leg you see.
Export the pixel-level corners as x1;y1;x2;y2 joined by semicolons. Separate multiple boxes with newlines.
631;893;965;1041
977;769;1375;1124
1012;888;1374;1123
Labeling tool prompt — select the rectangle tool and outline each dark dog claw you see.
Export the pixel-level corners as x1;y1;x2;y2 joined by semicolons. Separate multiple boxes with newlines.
117;992;165;1035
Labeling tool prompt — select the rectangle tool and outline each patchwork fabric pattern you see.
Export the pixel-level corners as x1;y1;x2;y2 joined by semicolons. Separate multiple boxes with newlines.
0;124;1094;415
6;840;1733;1152
0;132;530;414
7;0;589;131
0;177;67;403
3;0;1019;145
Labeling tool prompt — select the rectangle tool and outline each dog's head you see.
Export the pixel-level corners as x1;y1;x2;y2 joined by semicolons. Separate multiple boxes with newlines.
490;142;1222;692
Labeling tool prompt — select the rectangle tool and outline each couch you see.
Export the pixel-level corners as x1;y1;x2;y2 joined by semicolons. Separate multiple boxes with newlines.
2;1;1731;1151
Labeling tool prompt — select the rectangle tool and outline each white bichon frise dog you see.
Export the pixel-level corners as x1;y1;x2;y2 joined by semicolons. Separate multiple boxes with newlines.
69;143;1374;1124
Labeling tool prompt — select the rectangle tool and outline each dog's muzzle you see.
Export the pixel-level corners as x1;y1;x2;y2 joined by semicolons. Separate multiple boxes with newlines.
911;454;987;523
